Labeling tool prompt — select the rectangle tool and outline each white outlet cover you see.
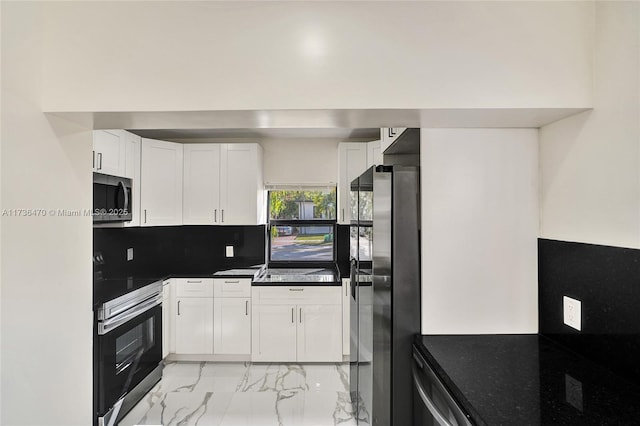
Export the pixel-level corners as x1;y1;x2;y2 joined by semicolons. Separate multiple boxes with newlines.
127;247;134;261
563;296;581;331
225;245;234;257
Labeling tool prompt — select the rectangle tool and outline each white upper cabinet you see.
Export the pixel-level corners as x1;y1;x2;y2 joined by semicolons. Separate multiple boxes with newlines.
93;130;126;177
367;140;383;169
123;131;142;227
219;143;265;225
183;143;264;226
338;143;368;224
140;138;184;226
183;144;221;225
380;128;407;153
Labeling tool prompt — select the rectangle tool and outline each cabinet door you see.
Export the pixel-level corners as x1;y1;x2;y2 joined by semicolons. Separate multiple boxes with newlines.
123;132;142;227
342;279;350;356
338;143;368;224
367;140;383;169
140;138;184;226
162;280;173;359
183;144;221;225
297;304;343;362
251;304;296;362
219;144;264;225
93;130;126;176
214;297;251;355
174;297;214;355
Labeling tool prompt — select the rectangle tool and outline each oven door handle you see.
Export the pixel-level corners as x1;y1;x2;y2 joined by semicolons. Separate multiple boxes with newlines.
98;295;161;335
412;363;454;426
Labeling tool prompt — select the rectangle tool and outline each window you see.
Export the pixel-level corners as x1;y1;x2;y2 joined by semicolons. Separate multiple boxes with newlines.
268;187;336;263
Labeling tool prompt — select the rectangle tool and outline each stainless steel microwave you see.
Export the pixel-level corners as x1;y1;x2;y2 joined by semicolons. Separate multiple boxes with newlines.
93;173;133;223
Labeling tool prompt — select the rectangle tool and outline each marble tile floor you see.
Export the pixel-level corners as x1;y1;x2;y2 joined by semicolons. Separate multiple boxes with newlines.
119;361;359;426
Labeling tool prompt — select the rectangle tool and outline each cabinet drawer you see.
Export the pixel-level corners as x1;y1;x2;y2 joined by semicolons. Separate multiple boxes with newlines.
214;278;251;298
175;278;214;298
252;286;341;305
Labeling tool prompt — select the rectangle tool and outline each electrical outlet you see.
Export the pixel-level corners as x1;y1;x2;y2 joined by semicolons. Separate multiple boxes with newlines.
563;296;581;331
127;248;134;261
225;245;234;258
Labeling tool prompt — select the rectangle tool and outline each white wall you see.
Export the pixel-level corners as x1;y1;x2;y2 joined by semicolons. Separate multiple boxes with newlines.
41;1;592;112
540;1;640;249
421;129;539;334
1;3;93;425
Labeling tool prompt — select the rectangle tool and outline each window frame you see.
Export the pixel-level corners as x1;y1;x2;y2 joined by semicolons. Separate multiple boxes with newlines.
267;189;337;267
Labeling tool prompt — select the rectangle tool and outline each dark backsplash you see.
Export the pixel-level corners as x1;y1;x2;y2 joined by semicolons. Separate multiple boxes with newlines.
93;225;267;279
336;224;350;278
539;238;640;385
94;224;352;280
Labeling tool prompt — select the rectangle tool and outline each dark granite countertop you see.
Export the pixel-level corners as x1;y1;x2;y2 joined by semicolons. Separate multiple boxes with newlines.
212;268;263;279
415;334;640;426
252;267;340;286
94;265;266;307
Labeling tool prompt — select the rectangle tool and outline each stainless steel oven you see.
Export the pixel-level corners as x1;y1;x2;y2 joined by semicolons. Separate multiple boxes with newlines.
95;281;163;426
412;346;473;426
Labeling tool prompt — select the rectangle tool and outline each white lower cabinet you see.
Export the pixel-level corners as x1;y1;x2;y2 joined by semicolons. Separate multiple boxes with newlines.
214;297;251;355
297;305;342;362
175;297;214;355
251;286;343;362
252;304;297;362
162;279;173;359
342;278;350;356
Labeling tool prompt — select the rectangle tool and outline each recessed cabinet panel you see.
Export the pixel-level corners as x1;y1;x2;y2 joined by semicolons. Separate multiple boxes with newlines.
219;144;264;225
338;143;368;224
213;278;251;298
140;138;183;226
297;304;342;362
183;144;221;225
214;297;251;355
367;140;383;169
175;297;214;355
93;130;126;176
123;132;142;227
251;304;297;362
175;278;214;298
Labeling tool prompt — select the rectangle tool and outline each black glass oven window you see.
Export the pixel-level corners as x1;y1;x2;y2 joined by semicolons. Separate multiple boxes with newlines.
115;317;155;375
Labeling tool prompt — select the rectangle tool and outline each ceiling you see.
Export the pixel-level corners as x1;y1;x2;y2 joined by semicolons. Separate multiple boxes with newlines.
129;128;380;141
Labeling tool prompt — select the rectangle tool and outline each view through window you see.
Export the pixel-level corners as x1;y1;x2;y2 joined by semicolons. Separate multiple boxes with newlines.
268;187;336;262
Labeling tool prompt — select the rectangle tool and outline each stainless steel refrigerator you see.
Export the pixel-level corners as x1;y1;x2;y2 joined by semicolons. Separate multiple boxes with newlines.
350;165;421;426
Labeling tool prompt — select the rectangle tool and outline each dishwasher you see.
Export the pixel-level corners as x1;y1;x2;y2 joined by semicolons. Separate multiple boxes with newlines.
412;345;473;426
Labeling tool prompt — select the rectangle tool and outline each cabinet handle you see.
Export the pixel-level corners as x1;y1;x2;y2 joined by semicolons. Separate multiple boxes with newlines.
186;280;202;283
92;150;95;169
177;300;181;316
291;307;294;323
288;288;304;292
214;209;217;223
97;152;103;170
245;300;248;316
144;209;147;224
225;280;240;284
221;209;224;223
299;307;302;323
341;209;344;222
